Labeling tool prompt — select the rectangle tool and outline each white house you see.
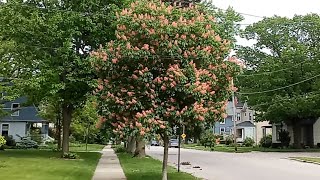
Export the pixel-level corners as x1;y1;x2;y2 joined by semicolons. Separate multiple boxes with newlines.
214;101;272;144
0;96;49;142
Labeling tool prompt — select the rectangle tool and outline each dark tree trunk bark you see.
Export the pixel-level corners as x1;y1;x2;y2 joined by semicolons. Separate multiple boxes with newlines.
62;103;73;155
292;121;302;149
134;137;146;157
127;136;136;154
56;115;62;150
162;134;169;180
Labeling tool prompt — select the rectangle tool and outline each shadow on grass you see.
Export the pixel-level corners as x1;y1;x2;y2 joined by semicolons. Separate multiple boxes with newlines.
1;149;101;162
117;152;198;180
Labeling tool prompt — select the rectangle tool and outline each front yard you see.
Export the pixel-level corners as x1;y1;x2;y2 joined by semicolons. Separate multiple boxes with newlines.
183;144;320;153
0;144;104;180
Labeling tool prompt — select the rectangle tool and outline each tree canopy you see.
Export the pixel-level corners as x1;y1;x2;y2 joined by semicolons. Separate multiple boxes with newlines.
0;0;126;153
237;14;320;147
91;0;242;179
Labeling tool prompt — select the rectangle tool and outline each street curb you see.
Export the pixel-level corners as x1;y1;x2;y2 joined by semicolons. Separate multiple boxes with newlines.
288;157;320;165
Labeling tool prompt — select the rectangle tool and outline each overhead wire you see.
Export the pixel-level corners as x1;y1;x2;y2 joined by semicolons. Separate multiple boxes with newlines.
237;73;320;95
238;61;307;77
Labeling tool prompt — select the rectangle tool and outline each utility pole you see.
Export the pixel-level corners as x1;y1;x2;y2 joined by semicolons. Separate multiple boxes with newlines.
232;79;238;151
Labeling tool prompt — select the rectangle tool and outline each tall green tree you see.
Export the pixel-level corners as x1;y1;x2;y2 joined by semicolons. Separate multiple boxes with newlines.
0;0;125;154
237;14;320;148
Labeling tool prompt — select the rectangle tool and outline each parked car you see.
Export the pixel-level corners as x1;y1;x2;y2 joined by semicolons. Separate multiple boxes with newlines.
151;140;159;146
169;139;179;148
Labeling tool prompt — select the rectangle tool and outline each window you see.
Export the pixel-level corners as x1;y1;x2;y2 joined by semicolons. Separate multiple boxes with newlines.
249;113;252;120
11;103;20;116
245;113;247;116
237;113;241;121
1;124;9;137
220;119;226;124
220;127;225;135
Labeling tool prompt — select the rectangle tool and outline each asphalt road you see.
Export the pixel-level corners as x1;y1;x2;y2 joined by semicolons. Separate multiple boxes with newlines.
146;146;320;180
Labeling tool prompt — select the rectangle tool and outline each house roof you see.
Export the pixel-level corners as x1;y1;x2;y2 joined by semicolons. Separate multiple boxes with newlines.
1;96;47;123
236;121;255;127
1;106;47;122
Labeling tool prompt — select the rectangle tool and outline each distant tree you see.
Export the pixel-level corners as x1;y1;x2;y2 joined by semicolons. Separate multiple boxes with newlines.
237;14;320;148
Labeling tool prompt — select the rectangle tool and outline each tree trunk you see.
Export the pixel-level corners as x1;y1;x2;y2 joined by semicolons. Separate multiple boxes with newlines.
292;121;302;149
127;136;136;154
56;116;62;150
62;103;73;155
162;134;169;180
134;137;146;157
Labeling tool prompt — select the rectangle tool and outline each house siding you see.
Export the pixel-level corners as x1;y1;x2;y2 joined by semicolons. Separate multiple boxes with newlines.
314;119;320;146
214;116;233;134
255;121;272;145
0;121;26;142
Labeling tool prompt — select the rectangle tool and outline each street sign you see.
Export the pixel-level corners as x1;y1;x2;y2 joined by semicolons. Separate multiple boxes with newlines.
181;133;186;139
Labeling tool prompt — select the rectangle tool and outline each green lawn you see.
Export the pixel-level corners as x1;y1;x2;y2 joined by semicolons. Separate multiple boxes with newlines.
291;157;320;164
69;143;105;152
0;149;101;180
183;144;252;153
117;152;199;180
183;144;320;153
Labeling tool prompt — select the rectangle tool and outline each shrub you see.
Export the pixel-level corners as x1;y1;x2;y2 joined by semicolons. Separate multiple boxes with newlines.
243;137;255;147
200;131;216;147
5;135;16;146
225;135;233;145
114;146;126;153
0;136;6;150
62;153;79;159
260;135;272;148
279;129;291;147
16;137;38;149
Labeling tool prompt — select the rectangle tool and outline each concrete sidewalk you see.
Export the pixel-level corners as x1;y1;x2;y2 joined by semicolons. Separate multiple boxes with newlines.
92;145;126;180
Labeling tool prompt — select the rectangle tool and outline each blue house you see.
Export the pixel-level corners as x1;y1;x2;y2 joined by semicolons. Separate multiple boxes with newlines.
0;96;48;142
213;101;257;143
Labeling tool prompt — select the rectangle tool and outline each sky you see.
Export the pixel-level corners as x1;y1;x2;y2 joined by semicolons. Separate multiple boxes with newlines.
210;0;320;46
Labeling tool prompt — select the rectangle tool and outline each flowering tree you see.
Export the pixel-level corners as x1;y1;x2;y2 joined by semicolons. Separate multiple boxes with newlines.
91;0;242;179
0;135;6;150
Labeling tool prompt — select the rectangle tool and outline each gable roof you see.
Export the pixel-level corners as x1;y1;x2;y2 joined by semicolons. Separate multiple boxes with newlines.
1;97;46;123
236;121;255;127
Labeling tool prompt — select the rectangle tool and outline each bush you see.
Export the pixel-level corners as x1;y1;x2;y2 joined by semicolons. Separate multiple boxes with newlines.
0;135;6;150
5;135;16;147
225;135;233;145
200;131;216;147
279;129;290;148
16;137;38;149
63;153;79;159
243;137;255;147
114;146;126;153
260;135;272;148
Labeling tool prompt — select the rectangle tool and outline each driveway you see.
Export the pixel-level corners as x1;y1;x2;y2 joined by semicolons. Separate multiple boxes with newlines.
146;146;320;180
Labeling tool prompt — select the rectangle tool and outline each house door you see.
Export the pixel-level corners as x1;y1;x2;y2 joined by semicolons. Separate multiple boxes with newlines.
1;124;9;137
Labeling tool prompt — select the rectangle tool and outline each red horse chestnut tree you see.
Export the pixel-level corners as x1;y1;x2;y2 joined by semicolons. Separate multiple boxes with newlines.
91;0;242;179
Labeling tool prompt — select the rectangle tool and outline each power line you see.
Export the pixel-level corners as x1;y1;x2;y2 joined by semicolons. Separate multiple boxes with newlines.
238;61;307;77
250;92;320;108
238;73;320;95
